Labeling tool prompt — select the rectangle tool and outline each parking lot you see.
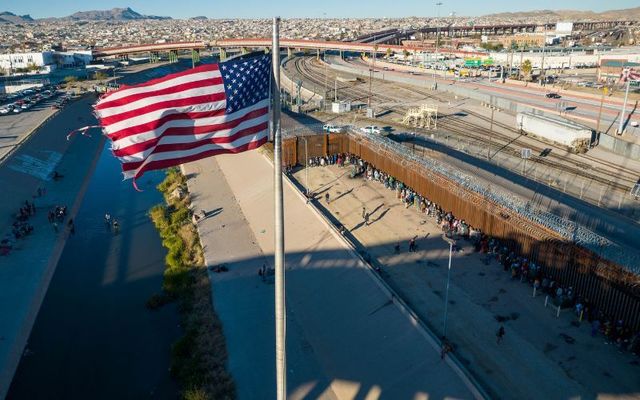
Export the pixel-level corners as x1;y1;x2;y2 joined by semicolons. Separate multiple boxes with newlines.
0;86;72;162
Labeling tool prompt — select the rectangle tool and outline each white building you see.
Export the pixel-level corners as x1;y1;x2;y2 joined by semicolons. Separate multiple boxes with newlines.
0;51;54;72
0;50;93;74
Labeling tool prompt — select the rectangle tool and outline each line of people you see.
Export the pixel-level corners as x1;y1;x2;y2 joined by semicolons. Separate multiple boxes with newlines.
317;152;640;358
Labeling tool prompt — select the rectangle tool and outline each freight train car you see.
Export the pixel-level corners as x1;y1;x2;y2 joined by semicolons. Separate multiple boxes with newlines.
516;112;593;153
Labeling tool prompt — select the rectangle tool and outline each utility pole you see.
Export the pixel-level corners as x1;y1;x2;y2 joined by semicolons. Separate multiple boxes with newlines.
323;51;328;111
334;78;337;102
485;103;500;160
540;27;547;85
368;68;372;107
435;2;443;58
618;69;631;135
596;86;608;134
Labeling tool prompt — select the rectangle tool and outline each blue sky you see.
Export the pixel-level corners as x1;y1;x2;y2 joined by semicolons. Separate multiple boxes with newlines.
6;0;640;19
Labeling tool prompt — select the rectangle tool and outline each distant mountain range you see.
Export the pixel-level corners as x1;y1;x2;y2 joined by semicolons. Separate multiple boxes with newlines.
2;6;640;23
482;7;640;21
0;11;34;24
0;7;171;23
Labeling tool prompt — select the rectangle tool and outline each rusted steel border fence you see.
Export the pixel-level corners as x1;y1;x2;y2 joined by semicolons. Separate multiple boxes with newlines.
281;133;640;330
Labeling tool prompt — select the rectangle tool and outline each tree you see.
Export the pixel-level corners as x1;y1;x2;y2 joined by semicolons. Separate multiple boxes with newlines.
63;76;78;86
403;49;410;61
94;71;107;81
521;59;533;81
386;47;393;58
26;62;40;72
0;66;6;76
373;44;379;58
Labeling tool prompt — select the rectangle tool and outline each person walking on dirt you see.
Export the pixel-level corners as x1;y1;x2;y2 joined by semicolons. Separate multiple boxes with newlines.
362;206;366;220
325;192;330;204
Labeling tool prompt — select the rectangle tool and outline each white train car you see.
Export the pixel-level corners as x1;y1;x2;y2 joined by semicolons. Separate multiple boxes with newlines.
516;112;593;153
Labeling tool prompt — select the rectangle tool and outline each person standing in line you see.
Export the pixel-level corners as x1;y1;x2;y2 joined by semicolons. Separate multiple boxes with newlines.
362;206;366;220
496;325;505;344
364;212;370;226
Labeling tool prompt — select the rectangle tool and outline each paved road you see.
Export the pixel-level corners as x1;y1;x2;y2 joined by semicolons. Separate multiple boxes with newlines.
296;163;640;399
183;149;481;399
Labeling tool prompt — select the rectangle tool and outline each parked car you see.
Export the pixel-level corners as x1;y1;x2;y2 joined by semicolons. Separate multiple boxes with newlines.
323;124;345;133
0;107;9;114
360;126;381;134
545;93;561;99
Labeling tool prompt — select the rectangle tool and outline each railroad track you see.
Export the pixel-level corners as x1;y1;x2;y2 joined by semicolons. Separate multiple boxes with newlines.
289;55;640;194
403;86;639;190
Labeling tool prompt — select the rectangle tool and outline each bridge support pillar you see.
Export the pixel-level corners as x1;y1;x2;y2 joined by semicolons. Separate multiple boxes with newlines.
241;47;249;55
169;50;178;63
191;49;200;67
316;48;320;61
339;50;343;59
219;47;227;61
287;47;293;58
264;47;270;54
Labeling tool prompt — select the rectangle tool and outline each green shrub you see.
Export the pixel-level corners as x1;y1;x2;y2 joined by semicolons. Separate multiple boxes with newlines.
150;168;235;399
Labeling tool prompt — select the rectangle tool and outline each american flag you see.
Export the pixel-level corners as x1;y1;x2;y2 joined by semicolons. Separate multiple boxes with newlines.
94;53;271;180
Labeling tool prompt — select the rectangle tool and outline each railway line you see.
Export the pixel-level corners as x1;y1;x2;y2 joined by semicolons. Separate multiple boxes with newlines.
288;55;640;199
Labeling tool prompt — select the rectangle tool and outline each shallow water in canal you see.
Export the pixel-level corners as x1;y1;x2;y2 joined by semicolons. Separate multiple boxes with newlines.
7;142;180;399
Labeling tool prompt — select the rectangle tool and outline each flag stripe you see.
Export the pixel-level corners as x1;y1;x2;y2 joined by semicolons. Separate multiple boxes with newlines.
97;83;225;119
99;94;226;127
111;99;268;149
123;136;268;179
115;111;269;160
100;64;220;104
96;76;223;111
122;126;267;171
107;109;227;141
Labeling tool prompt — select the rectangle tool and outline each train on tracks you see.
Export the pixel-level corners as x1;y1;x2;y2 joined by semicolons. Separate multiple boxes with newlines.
516;112;594;153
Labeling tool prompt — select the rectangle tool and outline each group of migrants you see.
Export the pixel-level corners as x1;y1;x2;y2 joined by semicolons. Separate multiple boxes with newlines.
311;152;640;357
1;200;37;255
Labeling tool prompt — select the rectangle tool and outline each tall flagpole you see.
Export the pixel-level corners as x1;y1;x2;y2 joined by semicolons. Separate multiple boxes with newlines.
271;16;287;400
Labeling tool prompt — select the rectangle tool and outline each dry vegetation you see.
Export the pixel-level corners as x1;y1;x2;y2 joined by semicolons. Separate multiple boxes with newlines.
149;167;235;400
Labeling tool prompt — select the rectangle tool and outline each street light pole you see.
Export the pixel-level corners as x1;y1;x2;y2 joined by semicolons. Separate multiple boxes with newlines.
596;86;608;135
618;73;631;135
368;68;372;107
300;136;309;195
323;51;328;111
485;103;499;160
442;235;454;338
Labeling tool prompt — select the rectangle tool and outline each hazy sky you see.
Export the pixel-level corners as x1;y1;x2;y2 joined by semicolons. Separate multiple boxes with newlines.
6;0;640;19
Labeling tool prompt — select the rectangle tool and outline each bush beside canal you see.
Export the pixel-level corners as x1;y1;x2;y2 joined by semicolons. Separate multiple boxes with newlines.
149;167;235;400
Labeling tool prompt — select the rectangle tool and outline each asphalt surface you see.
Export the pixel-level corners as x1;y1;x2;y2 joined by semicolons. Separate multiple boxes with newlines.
183;150;481;399
295;163;640;399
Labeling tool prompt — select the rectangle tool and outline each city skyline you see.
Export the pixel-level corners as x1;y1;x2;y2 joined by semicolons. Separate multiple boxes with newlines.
4;0;640;19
